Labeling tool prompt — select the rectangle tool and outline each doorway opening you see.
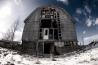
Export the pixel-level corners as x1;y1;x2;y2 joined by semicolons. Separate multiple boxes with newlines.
44;43;52;54
43;42;60;55
43;28;49;39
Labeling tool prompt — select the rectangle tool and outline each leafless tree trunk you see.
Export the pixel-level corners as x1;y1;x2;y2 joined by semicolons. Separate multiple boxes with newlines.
2;19;19;41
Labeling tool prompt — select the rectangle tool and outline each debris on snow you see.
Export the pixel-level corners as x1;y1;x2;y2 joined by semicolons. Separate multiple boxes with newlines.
0;47;98;65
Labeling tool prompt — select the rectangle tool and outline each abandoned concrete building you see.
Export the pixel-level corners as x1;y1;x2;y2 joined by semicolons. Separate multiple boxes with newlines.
22;6;78;55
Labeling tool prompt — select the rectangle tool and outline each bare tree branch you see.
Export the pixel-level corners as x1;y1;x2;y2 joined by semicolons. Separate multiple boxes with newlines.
2;19;20;41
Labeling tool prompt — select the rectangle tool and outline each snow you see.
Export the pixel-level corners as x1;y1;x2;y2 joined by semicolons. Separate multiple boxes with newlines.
0;47;98;65
84;34;98;45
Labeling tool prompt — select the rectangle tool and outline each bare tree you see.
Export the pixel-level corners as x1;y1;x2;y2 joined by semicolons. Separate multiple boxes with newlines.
2;19;19;41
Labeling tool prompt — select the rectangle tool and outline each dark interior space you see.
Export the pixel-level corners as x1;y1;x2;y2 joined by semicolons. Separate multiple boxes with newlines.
41;19;51;28
49;29;53;39
44;43;52;54
40;19;58;28
44;42;60;55
54;29;58;40
52;20;58;28
40;19;59;40
54;46;60;55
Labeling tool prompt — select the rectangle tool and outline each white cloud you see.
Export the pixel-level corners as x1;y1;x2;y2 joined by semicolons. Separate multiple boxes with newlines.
86;18;93;27
0;2;18;40
85;5;91;14
0;3;11;19
14;0;22;5
95;18;98;25
0;2;14;33
83;30;86;34
84;34;98;45
57;0;69;5
74;17;79;22
83;11;87;16
0;33;3;39
0;0;37;41
76;8;82;14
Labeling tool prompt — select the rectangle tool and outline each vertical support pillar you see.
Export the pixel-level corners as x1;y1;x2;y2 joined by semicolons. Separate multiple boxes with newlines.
53;29;54;40
43;41;44;56
70;41;73;51
50;43;55;60
36;41;40;63
72;41;75;51
36;41;39;57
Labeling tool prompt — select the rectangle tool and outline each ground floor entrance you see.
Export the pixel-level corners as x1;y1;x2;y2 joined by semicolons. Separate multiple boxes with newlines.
42;42;60;55
22;41;78;56
44;42;52;54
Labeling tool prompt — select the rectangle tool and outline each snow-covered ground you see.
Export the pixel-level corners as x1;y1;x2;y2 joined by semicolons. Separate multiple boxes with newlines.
0;47;98;65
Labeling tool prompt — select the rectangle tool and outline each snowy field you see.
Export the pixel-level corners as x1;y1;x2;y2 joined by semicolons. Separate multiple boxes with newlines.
0;47;98;65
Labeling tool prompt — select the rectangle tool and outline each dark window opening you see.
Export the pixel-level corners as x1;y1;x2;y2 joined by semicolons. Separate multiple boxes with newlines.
45;30;48;35
49;29;53;39
41;19;51;28
54;29;58;40
52;21;57;28
39;32;43;39
64;42;70;46
39;29;43;39
59;36;61;40
40;29;42;32
45;15;50;18
59;34;61;36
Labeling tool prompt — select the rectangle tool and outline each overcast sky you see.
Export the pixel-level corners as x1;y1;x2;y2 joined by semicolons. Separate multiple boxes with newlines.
0;0;98;44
